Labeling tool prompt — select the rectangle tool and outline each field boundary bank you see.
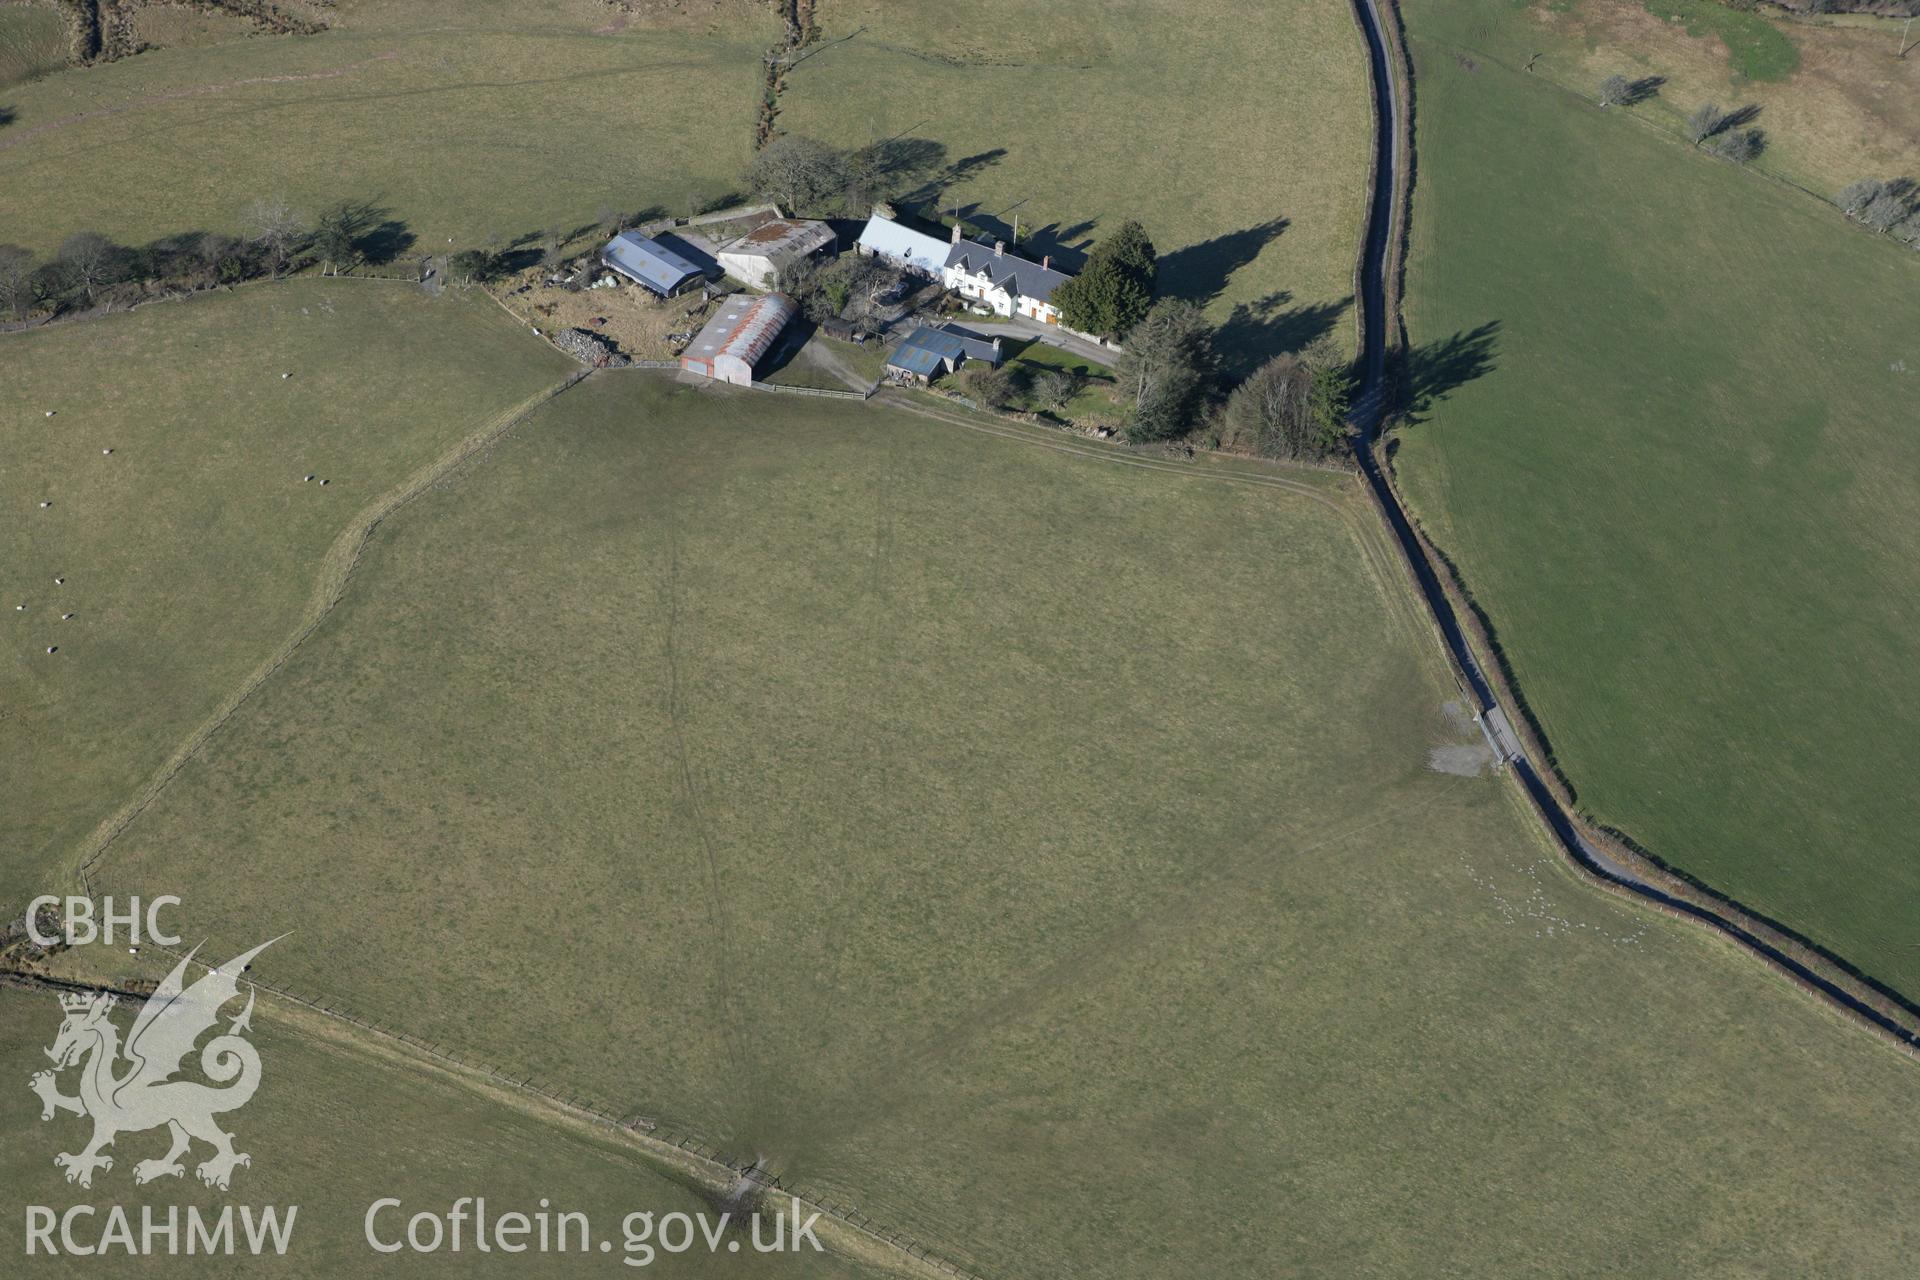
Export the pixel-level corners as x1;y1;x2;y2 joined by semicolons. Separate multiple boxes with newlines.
7;952;994;1280
1352;0;1920;1058
71;366;594;892
0;270;424;340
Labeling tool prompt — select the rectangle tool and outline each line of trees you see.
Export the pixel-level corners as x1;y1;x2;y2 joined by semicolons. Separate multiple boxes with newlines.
1215;342;1353;463
0;199;414;322
1110;302;1353;459
742;134;942;218
1838;177;1920;247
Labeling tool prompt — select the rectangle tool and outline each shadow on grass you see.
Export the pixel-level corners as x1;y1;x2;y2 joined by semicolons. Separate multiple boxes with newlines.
1397;320;1501;423
902;146;1008;208
1159;217;1291;308
1623;75;1665;105
1215;290;1351;381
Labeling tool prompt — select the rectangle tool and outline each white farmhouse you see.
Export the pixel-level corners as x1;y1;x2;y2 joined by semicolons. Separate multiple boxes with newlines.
940;226;1071;325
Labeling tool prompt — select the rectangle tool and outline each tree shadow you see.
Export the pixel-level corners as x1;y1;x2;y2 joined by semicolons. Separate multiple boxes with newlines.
1623;75;1665;105
1399;320;1501;421
1716;103;1762;134
1214;290;1350;380
1158;218;1291;308
357;220;415;266
934;199;1095;269
862;135;947;199
0;106;15;130
902;147;1008;207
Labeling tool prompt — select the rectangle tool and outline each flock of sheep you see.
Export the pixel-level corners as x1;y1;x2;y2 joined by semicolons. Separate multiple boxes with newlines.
24;375;328;658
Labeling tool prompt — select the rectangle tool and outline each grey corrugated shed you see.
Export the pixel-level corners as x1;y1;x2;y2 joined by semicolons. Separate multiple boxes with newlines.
601;232;703;294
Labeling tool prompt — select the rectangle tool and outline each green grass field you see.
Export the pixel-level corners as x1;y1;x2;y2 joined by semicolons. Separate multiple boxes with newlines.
0;0;775;256
782;0;1373;369
997;338;1125;424
1639;0;1799;82
0;987;880;1276
76;372;1920;1277
1392;0;1920;997
0;2;66;91
0;280;574;899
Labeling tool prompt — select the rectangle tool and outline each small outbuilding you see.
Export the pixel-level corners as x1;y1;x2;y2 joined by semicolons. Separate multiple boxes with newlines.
886;325;971;387
718;219;837;290
680;293;798;386
601;232;705;296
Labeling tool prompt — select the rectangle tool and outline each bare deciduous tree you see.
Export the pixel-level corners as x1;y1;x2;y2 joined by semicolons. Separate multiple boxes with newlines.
58;232;118;305
1711;128;1765;164
0;244;36;320
1685;102;1727;146
1033;369;1083;414
743;135;850;215
244;197;308;276
1598;74;1631;108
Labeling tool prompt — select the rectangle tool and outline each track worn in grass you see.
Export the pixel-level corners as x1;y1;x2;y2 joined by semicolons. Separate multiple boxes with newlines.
91;374;1920;1278
0;280;574;899
0;984;885;1276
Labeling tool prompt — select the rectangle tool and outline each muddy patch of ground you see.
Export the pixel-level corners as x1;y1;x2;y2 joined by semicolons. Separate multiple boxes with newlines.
1428;700;1494;777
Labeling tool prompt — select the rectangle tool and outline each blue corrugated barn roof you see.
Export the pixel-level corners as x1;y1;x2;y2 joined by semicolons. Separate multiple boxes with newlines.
889;326;970;377
601;232;703;294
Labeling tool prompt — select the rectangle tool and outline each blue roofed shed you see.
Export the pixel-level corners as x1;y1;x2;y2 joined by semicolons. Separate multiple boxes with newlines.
886;326;971;386
600;232;704;296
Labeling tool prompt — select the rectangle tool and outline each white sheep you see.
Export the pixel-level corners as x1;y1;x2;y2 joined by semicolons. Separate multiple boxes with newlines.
102;448;113;456
45;646;56;654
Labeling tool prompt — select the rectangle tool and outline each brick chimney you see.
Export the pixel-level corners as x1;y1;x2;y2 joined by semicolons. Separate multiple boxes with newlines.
951;223;962;244
994;240;1005;258
1041;255;1051;271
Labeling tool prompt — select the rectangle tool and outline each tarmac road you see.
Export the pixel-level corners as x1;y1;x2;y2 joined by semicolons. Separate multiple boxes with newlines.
1341;0;1920;1049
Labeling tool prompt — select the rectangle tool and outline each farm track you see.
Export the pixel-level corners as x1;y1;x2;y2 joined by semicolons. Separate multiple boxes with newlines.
72;366;592;891
1346;0;1920;1057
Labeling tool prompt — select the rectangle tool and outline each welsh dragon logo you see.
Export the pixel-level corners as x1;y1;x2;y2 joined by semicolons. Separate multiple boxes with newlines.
29;940;277;1191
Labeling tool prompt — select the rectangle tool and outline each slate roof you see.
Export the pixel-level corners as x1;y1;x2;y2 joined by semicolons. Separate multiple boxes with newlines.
937;323;1004;366
944;237;1072;305
856;215;952;275
600;232;703;294
888;325;970;377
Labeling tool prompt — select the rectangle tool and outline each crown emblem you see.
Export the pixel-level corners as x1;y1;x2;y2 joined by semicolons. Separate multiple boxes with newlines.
58;991;109;1013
